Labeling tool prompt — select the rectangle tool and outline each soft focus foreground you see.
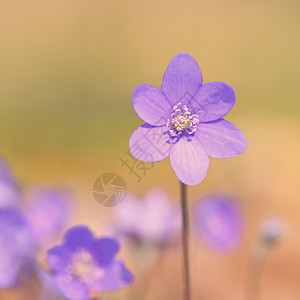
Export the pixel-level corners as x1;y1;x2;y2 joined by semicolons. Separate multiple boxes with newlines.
0;0;299;299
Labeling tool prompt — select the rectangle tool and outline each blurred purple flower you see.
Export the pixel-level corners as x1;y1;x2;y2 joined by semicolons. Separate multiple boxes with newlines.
129;52;247;185
194;195;243;253
0;208;35;288
0;156;74;289
24;188;73;247
259;217;285;246
47;226;133;300
113;188;180;246
0;156;21;208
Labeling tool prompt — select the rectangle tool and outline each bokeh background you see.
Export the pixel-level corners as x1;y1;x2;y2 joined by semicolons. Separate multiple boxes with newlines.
0;0;299;299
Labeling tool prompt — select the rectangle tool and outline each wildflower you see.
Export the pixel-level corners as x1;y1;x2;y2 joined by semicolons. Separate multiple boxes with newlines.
130;53;247;185
0;208;35;288
24;188;73;247
112;188;179;246
47;226;133;300
194;195;243;252
0;155;73;288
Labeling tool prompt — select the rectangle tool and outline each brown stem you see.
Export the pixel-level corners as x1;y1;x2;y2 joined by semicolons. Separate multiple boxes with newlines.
180;182;191;300
246;243;267;300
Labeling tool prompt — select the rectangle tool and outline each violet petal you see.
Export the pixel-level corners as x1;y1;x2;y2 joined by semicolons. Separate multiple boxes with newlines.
129;123;171;163
169;135;209;185
192;82;236;122
161;53;203;106
195;118;247;158
132;84;171;126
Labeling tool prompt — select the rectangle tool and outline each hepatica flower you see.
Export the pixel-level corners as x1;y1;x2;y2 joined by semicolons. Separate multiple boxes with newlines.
112;188;179;246
0;188;72;289
0;155;73;288
24;187;72;247
47;226;133;300
130;53;247;185
194;195;243;253
0;208;35;288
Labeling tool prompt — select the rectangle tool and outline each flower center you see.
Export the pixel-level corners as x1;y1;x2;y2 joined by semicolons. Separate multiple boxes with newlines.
166;103;199;137
67;250;103;283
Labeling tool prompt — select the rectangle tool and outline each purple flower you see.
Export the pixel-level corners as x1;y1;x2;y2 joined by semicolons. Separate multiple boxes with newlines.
112;188;180;246
0;208;35;288
0;156;74;289
0;186;73;289
129;53;247;185
24;187;73;247
47;226;133;300
194;195;243;253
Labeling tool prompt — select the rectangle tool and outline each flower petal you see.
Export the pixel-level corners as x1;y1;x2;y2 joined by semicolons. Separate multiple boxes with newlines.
192;82;236;122
195;119;247;158
97;260;134;292
129;124;171;163
132;84;172;126
0;208;34;256
63;226;94;251
194;195;243;253
0;208;34;288
161;53;203;106
0;180;20;209
25;188;72;247
0;250;21;288
139;189;180;243
47;246;70;273
54;272;89;300
91;238;120;267
170;136;209;185
112;193;141;238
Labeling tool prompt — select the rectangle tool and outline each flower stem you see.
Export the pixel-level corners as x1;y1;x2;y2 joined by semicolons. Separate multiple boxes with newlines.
246;243;267;300
180;182;191;300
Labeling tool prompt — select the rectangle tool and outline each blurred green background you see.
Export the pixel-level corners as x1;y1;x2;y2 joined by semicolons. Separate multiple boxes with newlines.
0;0;299;299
